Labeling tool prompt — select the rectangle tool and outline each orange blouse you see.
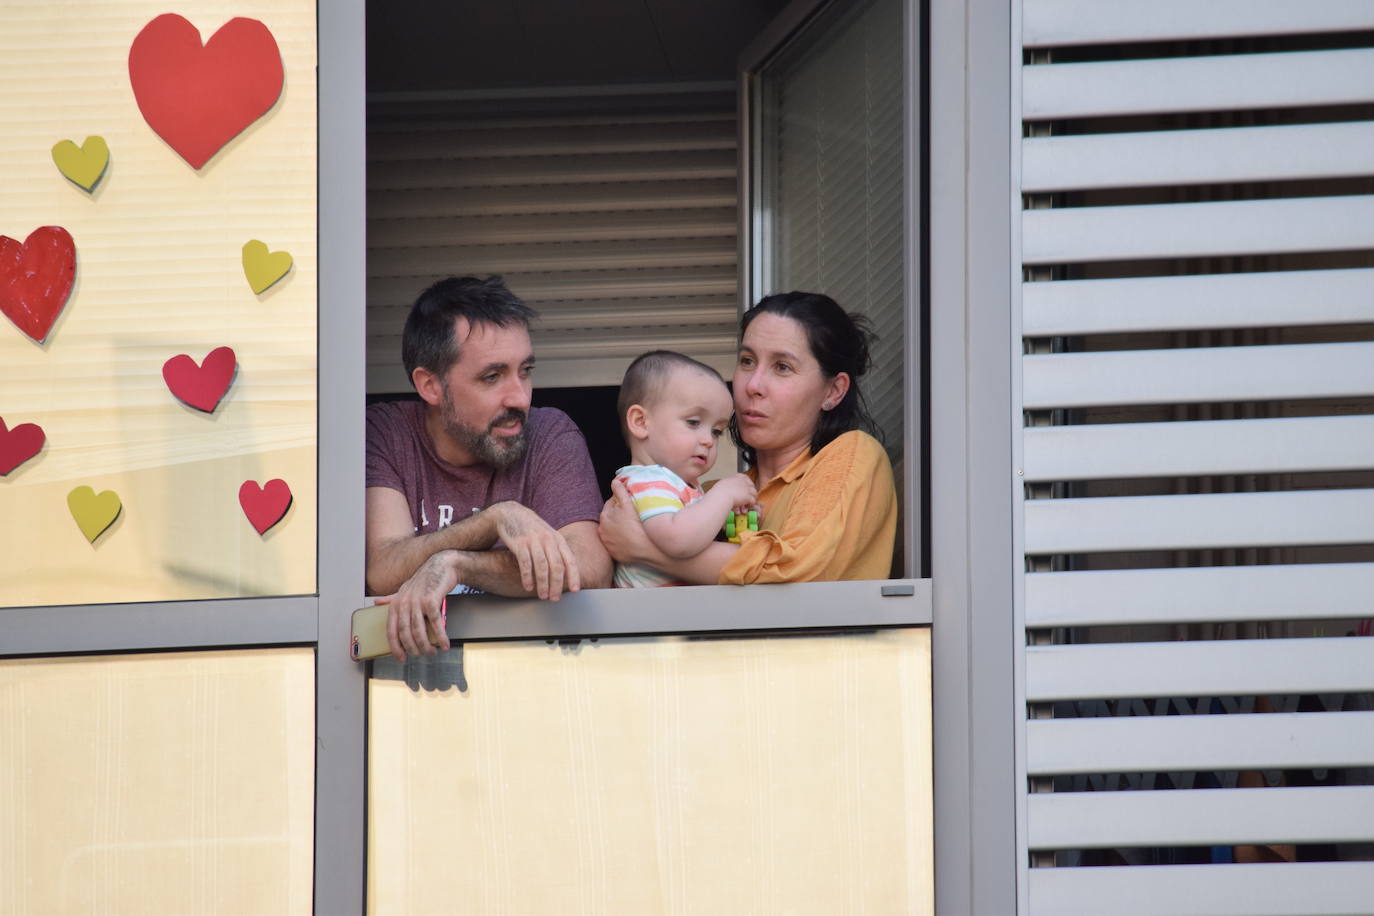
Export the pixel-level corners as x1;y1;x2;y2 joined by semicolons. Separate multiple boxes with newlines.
718;430;897;584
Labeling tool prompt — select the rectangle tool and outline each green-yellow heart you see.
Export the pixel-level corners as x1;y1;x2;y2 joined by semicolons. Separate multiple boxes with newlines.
51;136;110;192
242;240;293;294
67;485;122;544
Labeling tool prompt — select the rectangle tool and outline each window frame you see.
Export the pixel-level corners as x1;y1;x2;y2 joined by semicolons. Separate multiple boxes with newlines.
738;0;924;578
0;0;955;913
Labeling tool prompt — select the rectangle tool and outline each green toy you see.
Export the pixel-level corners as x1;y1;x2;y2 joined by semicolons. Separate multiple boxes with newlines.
724;509;759;543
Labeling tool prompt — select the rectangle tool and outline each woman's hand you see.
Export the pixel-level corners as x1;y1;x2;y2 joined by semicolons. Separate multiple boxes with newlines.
598;478;659;566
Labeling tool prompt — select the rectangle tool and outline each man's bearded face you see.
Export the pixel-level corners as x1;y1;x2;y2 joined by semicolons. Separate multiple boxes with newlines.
440;380;529;470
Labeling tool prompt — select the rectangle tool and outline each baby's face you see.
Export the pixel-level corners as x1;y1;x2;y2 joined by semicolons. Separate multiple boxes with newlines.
642;369;734;485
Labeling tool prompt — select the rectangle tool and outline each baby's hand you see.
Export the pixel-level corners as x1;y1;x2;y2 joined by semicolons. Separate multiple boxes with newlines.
712;473;758;512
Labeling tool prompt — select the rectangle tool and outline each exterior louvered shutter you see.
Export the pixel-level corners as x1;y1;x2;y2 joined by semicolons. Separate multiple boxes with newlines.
753;0;905;463
366;89;739;392
1017;5;1374;914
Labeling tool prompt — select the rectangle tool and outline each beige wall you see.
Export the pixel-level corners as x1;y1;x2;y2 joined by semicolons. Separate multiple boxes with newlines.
0;1;317;606
369;628;933;915
0;648;315;915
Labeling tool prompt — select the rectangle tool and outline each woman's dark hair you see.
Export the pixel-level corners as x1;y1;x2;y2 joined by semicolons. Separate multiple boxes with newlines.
730;291;881;468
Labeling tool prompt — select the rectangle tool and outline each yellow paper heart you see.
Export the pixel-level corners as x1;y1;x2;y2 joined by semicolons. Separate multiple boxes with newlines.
51;136;110;192
242;240;293;294
67;485;122;544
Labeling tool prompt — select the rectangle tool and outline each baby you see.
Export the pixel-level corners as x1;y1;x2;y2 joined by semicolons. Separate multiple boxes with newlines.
612;350;758;588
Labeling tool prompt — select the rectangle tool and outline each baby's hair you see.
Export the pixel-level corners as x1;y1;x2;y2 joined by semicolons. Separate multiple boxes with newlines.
616;350;725;443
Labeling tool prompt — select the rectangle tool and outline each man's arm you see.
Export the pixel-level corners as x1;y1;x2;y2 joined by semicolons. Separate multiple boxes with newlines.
453;520;611;596
365;486;498;595
371;501;608;662
367;486;595;597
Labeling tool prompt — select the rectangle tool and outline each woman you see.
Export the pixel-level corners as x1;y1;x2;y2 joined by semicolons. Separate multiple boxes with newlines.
599;291;897;583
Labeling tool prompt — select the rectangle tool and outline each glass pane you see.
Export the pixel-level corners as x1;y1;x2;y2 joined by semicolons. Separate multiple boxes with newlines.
0;1;318;607
756;0;906;469
369;628;932;914
0;648;314;914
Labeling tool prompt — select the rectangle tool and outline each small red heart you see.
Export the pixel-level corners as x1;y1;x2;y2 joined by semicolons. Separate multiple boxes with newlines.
0;417;45;475
163;346;236;412
128;14;284;170
239;478;291;534
0;227;76;343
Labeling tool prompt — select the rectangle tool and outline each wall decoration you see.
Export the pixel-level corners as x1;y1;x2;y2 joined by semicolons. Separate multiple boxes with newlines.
2;1;316;608
239;478;291;534
51;136;110;192
242;239;292;293
162;345;237;413
128;14;284;170
0;417;45;475
67;485;122;544
0;226;76;343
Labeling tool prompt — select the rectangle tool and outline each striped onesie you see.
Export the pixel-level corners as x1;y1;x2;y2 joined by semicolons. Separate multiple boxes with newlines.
612;464;703;588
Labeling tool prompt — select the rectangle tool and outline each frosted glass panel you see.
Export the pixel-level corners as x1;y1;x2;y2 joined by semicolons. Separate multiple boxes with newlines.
0;648;314;915
0;0;318;607
369;628;932;915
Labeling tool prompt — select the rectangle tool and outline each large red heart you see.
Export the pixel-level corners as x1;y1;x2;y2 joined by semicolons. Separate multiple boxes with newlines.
163;346;236;412
0;417;45;475
128;14;284;170
0;227;76;343
239;478;292;535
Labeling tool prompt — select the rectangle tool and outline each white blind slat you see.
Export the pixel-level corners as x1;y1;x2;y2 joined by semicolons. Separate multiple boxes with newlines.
1028;786;1374;849
1023;415;1374;482
1024;0;1374;49
367;148;735;190
1026;562;1374;628
372;237;736;277
1027;711;1374;776
1023;121;1374;193
1023;268;1374;337
1030;862;1374;916
1024;47;1374;120
1025;488;1374;555
368;209;736;248
366;118;736;161
1026;637;1374;702
1022;340;1374;409
369;179;737;219
1023;195;1374;265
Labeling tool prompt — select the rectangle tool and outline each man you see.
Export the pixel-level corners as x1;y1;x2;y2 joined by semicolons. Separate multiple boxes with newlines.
366;275;611;663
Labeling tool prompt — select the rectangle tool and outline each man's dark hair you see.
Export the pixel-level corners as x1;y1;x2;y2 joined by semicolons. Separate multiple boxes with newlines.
402;275;537;387
616;350;724;444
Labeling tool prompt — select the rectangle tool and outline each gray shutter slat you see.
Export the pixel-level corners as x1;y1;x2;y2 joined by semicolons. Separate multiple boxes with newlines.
367;92;739;391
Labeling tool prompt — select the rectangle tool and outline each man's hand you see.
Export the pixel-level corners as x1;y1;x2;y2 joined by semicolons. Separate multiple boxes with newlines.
377;550;458;663
486;501;582;600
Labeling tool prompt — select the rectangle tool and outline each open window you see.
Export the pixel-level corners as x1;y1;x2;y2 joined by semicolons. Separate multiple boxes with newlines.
365;0;919;567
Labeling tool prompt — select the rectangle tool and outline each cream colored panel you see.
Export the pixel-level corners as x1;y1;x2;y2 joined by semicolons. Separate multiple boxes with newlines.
369;628;933;916
0;648;314;915
0;1;317;605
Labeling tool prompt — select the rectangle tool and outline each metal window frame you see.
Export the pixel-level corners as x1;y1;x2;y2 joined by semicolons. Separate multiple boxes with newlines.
928;0;1022;914
738;0;924;580
0;0;1030;913
0;2;372;913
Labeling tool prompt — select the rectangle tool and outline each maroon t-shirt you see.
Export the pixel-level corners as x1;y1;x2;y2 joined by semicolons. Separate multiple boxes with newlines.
366;401;603;536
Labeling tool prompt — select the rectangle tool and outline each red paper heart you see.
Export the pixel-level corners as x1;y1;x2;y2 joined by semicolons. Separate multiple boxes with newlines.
128;14;284;170
0;227;76;343
162;346;236;412
239;478;291;534
0;417;45;475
